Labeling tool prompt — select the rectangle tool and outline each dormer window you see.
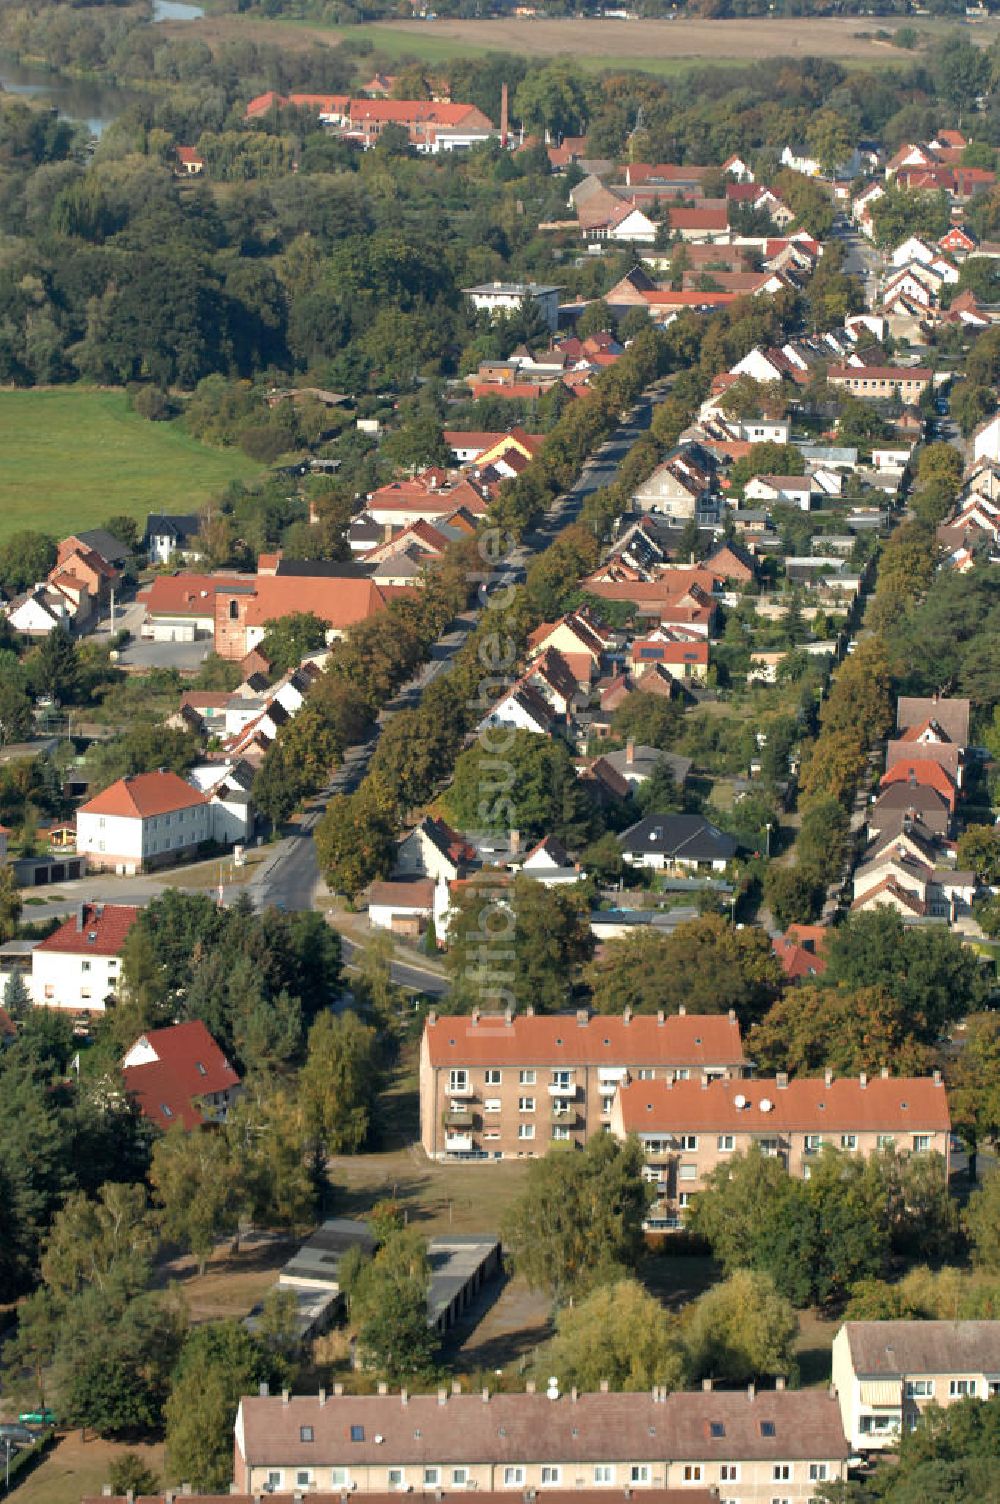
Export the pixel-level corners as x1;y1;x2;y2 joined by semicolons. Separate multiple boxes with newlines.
300;1426;314;1443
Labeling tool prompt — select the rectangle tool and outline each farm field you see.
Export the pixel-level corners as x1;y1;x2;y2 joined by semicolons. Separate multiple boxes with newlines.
168;12;1000;74
0;388;262;545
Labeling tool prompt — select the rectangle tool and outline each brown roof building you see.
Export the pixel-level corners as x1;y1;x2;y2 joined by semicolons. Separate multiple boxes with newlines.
419;1009;748;1161
234;1387;849;1501
611;1072;950;1228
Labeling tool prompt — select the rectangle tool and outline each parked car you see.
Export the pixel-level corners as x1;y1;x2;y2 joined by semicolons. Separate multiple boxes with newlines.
17;1409;56;1427
0;1425;35;1445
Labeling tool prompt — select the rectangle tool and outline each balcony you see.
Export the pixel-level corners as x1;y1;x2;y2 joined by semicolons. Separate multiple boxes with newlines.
445;1134;474;1154
550;1105;579;1126
444;1108;475;1128
548;1081;576;1099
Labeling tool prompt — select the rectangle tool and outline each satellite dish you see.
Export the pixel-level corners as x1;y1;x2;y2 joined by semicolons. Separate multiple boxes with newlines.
733;1094;747;1109
547;1377;560;1401
760;1098;773;1112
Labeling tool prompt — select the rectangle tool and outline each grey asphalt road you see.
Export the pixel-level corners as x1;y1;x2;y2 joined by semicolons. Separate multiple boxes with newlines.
245;388;666;925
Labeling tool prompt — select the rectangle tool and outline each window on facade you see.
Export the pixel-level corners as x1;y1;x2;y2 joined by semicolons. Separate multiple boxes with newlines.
552;1070;572;1087
485;1069;502;1085
804;1134;822;1151
552;1126;571;1141
541;1467;561;1484
772;1465;790;1481
423;1468;440;1486
678;1193;692;1208
484;1099;501;1113
678;1164;697;1181
913;1135;931;1153
630;1466;650;1485
675;1068;689;1080
809;1464;828;1482
682;1466;702;1483
448;1070;468;1093
840;1134;857;1150
518;1097;535;1112
593;1466;614;1485
503;1467;525;1486
877;1134;895;1149
638;1069;654;1080
388;1469;404;1488
717;1134;735;1151
81;960;91;973
296;1472;313;1488
720;1464;739;1482
519;1070;535;1085
950;1379;975;1396
906;1380;934;1397
518;1124;535;1140
679;1134;698;1150
267;1473;282;1490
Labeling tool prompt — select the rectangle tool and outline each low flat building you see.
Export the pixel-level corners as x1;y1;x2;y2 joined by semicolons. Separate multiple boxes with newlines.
832;1320;1000;1452
234;1386;849;1501
611;1071;950;1229
420;1008;748;1162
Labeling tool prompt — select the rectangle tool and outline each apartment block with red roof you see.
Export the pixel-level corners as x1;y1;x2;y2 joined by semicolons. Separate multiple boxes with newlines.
419;1008;749;1161
233;1387;848;1501
611;1072;950;1229
30;902;140;1012
76;771;216;874
121;1020;241;1130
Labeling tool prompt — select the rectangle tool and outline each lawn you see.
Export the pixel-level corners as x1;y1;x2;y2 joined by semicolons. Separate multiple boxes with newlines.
11;1434;165;1504
0;388;262;545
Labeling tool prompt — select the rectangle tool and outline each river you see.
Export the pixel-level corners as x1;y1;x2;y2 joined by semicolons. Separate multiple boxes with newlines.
0;0;204;135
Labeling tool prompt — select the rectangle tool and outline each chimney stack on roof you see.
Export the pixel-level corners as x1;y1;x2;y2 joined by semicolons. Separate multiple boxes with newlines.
577;1009;588;1026
776;1072;788;1089
438;1387;448;1406
319;1388;327;1407
702;1378;713;1392
334;1383;344;1397
825;1068;833;1086
281;1390;289;1405
747;1383;755;1401
860;1072;868;1089
482;1387;490;1402
678;1004;686;1016
401;1389;408;1407
880;1066;890;1079
626;739;635;767
657;1010;665;1025
378;1382;388;1396
623;1006;632;1024
776;1375;786;1391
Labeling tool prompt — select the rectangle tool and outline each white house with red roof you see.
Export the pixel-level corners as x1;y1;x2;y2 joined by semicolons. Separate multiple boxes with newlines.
122;1020;241;1131
30;902;140;1012
76;770;244;874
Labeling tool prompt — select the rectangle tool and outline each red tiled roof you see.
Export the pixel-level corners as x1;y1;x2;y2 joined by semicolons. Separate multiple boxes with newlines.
36;904;140;957
368;878;434;908
140;573;246;617
122;1020;240;1131
424;1011;746;1069
617;1073;949;1134
176;145;203;166
240;575;400;631
0;1006;15;1039
828;364;931;382
80;772;207;820
880;759;958;809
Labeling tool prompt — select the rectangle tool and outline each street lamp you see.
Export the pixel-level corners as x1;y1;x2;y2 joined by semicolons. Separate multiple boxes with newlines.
765;821;773;859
